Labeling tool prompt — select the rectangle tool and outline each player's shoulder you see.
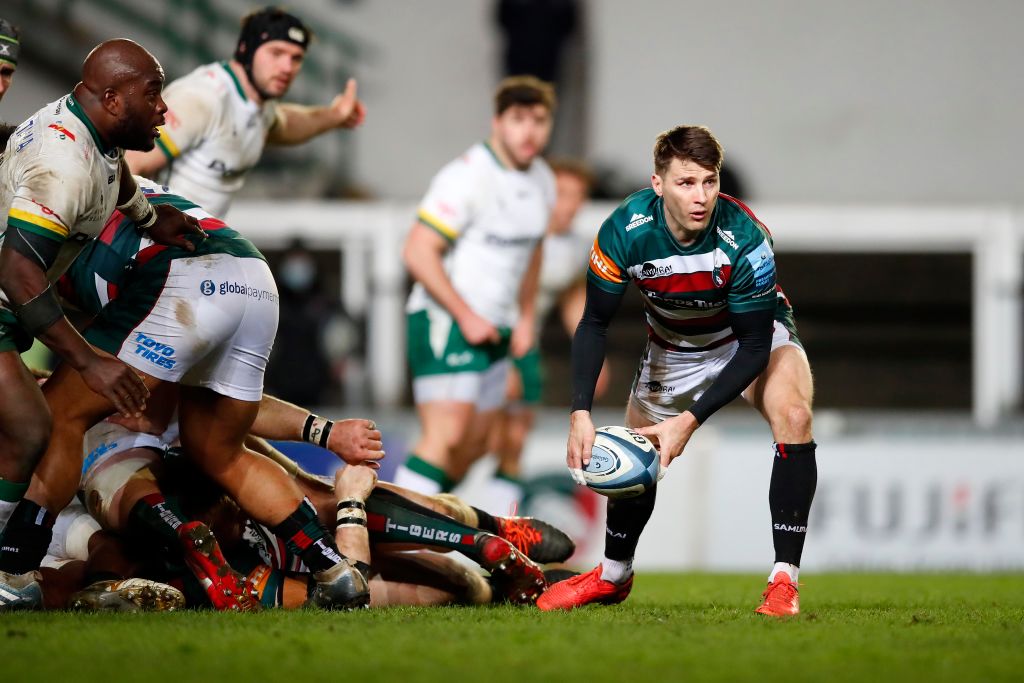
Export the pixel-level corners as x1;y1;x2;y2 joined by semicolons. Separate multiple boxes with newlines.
164;62;231;107
602;188;660;235
714;194;773;250
430;144;493;186
15;99;96;178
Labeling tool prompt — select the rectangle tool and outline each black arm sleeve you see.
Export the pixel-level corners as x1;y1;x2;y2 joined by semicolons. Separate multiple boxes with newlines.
687;307;775;424
570;279;626;411
3;227;63;271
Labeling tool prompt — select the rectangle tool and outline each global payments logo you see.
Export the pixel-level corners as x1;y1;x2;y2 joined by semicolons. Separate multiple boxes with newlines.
200;280;215;296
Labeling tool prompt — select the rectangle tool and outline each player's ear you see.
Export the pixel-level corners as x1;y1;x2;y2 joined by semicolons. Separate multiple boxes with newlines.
651;172;664;196
101;87;122;117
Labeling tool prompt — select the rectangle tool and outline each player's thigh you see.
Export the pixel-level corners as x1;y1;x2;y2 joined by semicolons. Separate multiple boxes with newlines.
743;344;814;441
178;385;259;463
625;399;658;429
416;400;478;451
42;350;163;426
0;349;51;462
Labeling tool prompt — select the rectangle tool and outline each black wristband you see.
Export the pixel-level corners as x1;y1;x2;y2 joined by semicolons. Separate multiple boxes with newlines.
303;414;335;447
302;414;315;442
336;516;367;527
336;499;366;511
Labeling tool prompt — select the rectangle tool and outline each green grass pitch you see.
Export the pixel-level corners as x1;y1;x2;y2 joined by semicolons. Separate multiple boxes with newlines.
5;573;1023;682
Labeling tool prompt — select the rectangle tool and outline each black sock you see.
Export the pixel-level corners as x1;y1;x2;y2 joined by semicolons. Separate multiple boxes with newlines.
0;499;56;574
127;493;187;550
269;498;344;574
604;485;657;561
366;488;489;563
471;506;499;533
770;441;817;566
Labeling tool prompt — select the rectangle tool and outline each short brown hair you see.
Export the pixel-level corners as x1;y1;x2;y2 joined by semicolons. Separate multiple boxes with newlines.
494;75;556;115
653;125;723;176
548;157;595;191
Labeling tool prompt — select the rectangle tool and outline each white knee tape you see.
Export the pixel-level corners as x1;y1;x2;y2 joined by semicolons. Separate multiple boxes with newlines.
83;453;161;522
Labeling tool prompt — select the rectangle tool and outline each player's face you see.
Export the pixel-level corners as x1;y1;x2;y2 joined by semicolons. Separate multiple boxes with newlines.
652;158;720;236
251;40;305;98
0;64;14;102
549;172;588;235
112;69;168;151
492;104;552;170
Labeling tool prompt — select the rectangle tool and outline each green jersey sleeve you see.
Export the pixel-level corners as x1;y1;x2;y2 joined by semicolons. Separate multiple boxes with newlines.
727;237;778;312
586;215;630;294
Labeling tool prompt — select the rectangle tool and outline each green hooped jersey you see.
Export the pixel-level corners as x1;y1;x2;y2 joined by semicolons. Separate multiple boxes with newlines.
60;181;264;317
589;189;787;351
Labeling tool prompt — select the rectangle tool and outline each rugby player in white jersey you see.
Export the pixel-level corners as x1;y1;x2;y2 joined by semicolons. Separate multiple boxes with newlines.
0;40;204;609
124;6;366;217
483;159;610;514
538;126;818;616
0;19;18;103
394;77;556;511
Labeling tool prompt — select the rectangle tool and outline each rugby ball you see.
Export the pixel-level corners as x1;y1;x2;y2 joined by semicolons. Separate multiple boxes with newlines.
582;426;659;499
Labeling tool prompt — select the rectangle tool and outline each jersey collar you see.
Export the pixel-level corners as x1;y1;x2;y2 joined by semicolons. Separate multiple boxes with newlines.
66;94;118;157
220;61;249;102
482;141;509;170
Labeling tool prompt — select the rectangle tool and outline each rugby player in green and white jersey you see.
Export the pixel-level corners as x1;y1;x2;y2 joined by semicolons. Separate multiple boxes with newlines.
538;126;817;617
125;7;366;217
484;159;611;514
0;40;205;609
395;76;556;504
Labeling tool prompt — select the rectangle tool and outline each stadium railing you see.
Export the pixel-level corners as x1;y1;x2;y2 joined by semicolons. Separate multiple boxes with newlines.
226;200;1024;426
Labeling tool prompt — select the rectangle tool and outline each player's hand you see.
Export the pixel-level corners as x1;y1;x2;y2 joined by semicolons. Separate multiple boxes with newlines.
330;78;367;130
509;317;534;359
567;409;596;485
146;204;207;251
327;418;385;469
635;412;699;469
335;463;378;501
80;354;149;418
456;310;500;346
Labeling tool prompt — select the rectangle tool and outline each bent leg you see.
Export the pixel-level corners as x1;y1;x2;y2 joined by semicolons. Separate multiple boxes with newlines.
395;400;477;494
744;344;817;578
0;351;51;526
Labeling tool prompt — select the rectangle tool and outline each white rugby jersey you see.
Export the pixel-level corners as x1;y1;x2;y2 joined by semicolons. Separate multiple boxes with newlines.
536;228;590;326
407;142;555;329
1;94;124;309
153;62;278;217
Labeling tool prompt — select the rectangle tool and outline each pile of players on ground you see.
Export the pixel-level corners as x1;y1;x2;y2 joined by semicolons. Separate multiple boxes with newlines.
0;13;576;611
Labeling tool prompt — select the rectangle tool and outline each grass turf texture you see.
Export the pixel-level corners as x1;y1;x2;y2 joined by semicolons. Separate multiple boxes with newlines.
5;573;1023;682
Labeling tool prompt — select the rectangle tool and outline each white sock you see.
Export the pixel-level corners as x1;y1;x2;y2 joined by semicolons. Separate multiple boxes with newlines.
601;557;633;584
392;465;442;495
482;475;523;516
0;499;18;533
770;562;799;583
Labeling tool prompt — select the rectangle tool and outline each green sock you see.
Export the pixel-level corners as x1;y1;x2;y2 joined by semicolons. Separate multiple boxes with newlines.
366;488;486;561
404;454;456;492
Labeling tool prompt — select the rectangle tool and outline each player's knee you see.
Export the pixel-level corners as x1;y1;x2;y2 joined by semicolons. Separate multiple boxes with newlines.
776;402;813;441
